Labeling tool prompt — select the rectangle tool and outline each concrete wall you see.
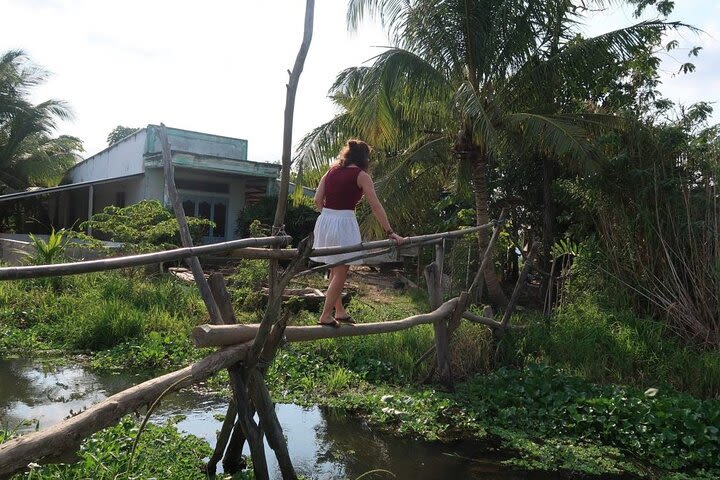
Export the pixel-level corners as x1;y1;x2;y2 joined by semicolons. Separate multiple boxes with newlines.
142;169;165;203
92;177;145;212
68;130;147;183
145;125;248;161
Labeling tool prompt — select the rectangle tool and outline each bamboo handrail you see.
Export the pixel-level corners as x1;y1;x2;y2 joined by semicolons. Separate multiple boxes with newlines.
0;236;291;281
0;223;493;281
309;221;494;257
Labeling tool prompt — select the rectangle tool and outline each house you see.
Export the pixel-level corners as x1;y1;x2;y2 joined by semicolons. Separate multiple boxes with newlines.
1;125;283;243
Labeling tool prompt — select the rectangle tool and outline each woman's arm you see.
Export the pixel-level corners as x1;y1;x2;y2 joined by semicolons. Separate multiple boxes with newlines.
357;171;405;244
314;174;327;211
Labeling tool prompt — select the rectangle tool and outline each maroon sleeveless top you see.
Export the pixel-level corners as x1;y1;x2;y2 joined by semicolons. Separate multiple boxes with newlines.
324;166;363;210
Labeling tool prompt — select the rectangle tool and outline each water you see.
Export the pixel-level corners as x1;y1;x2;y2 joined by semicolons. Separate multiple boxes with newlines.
0;358;546;479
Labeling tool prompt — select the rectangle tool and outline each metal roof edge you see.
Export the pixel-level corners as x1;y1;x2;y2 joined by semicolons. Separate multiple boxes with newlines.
0;173;144;204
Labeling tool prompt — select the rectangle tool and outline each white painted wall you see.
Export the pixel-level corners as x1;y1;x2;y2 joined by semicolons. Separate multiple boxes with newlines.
142;169;165;203
92;177;144;212
68;129;147;183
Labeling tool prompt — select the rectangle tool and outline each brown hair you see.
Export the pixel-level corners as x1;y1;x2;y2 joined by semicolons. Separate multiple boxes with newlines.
335;139;371;170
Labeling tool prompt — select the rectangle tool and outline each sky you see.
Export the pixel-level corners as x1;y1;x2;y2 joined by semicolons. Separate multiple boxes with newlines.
1;0;718;163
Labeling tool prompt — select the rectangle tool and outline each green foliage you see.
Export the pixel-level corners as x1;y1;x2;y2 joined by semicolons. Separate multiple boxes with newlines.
266;337;720;478
504;255;720;399
564;106;720;348
23;228;70;265
236;195;318;245
0;50;82;191
226;259;269;311
458;365;720;476
13;417;212;480
0;271;205;354
80;200;215;251
91;332;199;371
106;125;139;146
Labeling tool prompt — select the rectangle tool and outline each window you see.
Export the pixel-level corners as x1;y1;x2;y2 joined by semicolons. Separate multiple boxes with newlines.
178;194;229;242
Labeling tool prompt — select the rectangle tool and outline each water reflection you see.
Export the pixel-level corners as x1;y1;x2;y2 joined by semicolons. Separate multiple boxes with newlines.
0;358;545;479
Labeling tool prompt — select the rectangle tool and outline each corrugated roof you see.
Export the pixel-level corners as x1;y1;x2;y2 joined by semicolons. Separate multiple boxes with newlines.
0;173;143;204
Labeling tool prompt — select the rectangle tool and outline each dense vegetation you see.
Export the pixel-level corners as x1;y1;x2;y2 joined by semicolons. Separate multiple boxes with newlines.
2;260;719;478
2;0;720;479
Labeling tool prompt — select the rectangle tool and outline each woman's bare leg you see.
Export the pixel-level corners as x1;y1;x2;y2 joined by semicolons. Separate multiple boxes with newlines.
319;265;349;324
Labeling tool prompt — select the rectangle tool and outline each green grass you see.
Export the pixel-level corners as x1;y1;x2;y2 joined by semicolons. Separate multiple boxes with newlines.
504;292;720;399
0;270;206;361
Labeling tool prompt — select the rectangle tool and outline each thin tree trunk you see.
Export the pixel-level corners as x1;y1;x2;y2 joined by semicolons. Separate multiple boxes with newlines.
541;153;556;307
471;152;508;307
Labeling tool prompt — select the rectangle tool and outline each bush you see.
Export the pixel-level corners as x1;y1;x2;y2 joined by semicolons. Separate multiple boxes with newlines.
504;256;720;399
236;195;318;245
11;417;212;479
80;200;214;251
0;271;205;354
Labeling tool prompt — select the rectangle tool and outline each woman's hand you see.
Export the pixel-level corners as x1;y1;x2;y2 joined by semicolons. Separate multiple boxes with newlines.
388;232;407;245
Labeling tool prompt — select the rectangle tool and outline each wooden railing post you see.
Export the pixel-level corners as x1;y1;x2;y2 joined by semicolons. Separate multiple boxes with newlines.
425;241;452;389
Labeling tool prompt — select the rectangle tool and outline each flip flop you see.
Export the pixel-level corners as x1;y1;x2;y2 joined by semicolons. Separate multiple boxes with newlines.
317;319;341;328
335;316;356;325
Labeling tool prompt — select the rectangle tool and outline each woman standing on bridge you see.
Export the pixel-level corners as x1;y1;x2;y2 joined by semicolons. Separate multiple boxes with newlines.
312;139;406;327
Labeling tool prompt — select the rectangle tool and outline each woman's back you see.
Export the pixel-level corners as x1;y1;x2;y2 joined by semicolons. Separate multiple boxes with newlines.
323;166;363;210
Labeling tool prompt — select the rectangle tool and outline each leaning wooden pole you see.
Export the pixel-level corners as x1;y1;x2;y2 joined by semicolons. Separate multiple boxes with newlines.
206;274;242;475
158;124;223;325
160;128;254;473
498;244;538;334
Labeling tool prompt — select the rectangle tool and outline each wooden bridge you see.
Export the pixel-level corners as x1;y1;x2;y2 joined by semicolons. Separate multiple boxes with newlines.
0;6;536;473
0;204;536;479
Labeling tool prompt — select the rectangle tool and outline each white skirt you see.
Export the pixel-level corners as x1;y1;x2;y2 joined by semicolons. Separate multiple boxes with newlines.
311;208;362;265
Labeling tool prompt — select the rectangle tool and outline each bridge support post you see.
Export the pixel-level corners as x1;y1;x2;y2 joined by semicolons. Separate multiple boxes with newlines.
425;243;453;390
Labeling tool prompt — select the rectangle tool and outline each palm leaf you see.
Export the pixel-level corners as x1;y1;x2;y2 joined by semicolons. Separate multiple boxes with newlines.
504;112;596;161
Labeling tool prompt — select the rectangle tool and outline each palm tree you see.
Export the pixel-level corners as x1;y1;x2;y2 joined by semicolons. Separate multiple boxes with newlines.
296;0;683;306
0;50;82;192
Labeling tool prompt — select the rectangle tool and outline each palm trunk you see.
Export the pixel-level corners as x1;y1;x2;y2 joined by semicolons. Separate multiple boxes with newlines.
541;153;555;307
471;149;508;307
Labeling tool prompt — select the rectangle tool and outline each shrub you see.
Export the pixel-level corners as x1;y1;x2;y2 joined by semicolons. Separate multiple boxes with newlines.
80;200;214;251
236;195;318;245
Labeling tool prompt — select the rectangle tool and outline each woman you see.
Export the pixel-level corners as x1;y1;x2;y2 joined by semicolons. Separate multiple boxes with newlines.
312;139;406;327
